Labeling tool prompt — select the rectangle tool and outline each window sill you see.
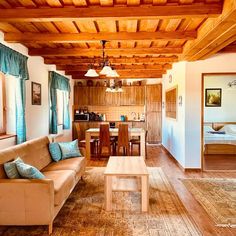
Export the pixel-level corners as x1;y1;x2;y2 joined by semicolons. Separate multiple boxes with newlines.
0;134;16;141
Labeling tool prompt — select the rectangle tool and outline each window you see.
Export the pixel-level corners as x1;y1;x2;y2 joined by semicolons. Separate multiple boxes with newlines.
57;89;64;125
165;86;177;119
0;73;6;134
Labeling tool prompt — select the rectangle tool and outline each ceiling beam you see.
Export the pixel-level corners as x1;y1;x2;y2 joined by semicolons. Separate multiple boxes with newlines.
65;69;166;76
182;0;236;61
5;31;196;43
72;74;163;79
56;64;172;71
29;47;182;57
44;56;178;65
0;4;222;22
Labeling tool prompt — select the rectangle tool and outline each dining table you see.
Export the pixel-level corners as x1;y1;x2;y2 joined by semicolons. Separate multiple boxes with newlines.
85;127;146;160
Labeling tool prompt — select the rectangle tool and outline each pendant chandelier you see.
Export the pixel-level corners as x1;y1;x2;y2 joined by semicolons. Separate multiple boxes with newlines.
84;40;119;78
105;79;123;93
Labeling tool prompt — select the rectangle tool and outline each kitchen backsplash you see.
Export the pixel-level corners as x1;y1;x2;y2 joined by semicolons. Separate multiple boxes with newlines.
86;105;145;121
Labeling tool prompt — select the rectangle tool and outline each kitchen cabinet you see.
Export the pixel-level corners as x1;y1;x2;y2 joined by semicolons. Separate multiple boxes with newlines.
89;87;106;105
105;90;120;106
120;86;145;106
74;86;89;105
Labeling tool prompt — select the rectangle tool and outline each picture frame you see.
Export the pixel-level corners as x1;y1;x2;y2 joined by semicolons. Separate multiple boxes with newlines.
31;82;41;105
205;88;222;107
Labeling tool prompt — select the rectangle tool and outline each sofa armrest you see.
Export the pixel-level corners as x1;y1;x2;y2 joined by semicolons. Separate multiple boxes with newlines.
0;179;54;226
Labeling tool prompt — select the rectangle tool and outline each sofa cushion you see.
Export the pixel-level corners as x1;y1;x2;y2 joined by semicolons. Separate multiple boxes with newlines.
42;170;75;206
3;157;23;179
42;156;86;174
16;162;45;179
58;140;82;159
49;142;62;162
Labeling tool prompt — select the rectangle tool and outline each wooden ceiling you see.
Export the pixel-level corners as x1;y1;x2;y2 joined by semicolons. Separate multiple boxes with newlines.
0;0;235;79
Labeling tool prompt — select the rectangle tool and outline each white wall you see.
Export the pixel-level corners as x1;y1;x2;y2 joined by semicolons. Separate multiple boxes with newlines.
185;53;236;168
204;75;236;122
0;32;73;149
162;53;236;169
162;62;186;167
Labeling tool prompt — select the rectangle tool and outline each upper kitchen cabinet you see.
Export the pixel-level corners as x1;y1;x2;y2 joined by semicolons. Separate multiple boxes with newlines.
89;87;106;105
120;86;145;106
105;90;120;106
74;86;90;105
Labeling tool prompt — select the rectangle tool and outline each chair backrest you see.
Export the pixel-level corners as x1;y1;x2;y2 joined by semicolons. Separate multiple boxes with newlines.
118;124;129;147
74;122;83;141
99;124;111;155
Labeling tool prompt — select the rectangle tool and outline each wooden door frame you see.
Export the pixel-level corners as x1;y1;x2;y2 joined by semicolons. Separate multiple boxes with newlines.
201;72;236;171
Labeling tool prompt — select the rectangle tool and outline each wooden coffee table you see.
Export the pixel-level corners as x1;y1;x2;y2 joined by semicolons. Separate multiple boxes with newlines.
104;156;149;212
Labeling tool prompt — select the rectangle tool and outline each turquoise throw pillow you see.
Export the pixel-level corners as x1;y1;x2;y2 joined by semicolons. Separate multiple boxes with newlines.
4;157;23;179
49;142;62;162
58;140;82;159
16;162;45;179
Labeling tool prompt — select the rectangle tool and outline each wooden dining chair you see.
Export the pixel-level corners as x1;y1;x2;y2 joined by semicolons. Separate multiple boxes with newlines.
130;130;148;157
99;124;115;158
74;122;98;154
117;124;130;156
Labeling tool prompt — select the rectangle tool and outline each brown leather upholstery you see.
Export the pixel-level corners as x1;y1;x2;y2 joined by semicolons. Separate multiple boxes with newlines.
117;124;130;155
0;136;86;233
43;170;75;206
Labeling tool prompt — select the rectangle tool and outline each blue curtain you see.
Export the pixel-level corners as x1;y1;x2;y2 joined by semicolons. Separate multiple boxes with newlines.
0;43;29;80
0;43;28;144
49;71;70;134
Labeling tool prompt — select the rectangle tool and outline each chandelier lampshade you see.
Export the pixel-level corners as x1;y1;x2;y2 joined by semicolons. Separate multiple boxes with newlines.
84;68;99;77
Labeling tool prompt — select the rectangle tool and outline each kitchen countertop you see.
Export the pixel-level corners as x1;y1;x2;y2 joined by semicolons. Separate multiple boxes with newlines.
73;120;145;122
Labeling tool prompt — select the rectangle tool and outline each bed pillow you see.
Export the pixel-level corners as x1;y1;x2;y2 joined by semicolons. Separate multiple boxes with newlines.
16;162;45;179
58;140;82;159
204;125;214;133
220;125;236;135
3;157;24;179
49;142;62;162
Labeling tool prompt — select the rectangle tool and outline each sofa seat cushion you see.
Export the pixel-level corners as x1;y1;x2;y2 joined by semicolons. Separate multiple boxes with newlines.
42;170;75;206
42;157;86;175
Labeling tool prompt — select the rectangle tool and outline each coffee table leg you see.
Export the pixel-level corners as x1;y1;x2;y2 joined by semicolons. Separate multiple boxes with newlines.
105;175;112;211
141;175;149;212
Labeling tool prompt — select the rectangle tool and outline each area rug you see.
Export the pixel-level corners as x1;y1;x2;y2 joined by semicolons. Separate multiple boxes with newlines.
0;167;201;236
182;178;236;228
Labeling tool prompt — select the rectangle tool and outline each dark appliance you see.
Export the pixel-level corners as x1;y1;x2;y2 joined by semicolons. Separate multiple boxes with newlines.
74;113;89;121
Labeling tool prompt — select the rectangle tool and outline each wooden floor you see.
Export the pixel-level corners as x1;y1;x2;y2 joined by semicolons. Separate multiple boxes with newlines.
204;154;236;171
88;145;236;236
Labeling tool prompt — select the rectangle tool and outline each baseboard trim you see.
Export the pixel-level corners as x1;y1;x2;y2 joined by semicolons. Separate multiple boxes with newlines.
161;145;202;173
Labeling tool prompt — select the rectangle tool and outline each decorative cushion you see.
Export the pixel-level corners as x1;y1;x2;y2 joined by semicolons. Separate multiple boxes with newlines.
49;142;62;162
3;157;24;179
58;140;82;159
16;162;45;179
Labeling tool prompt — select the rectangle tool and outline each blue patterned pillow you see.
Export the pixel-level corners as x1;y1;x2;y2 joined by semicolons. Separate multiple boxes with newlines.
58;140;82;159
16;162;45;179
4;157;23;179
49;142;62;162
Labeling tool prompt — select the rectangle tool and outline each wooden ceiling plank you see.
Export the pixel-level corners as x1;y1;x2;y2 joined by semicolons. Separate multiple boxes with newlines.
29;47;183;56
182;0;236;60
0;22;21;33
72;0;87;6
4;31;197;43
100;0;113;6
0;4;223;22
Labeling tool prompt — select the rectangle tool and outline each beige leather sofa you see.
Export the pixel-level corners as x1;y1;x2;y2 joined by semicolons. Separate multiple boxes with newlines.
0;136;86;234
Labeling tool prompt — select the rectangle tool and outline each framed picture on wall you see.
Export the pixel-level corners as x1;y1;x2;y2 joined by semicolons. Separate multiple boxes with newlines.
32;82;41;105
205;88;222;107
